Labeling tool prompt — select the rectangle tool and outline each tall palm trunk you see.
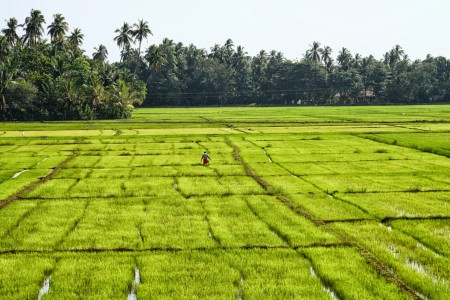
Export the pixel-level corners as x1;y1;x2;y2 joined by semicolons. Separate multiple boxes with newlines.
35;37;39;72
131;41;142;88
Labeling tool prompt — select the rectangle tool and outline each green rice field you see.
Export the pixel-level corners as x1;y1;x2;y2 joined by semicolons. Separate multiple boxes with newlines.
0;105;449;299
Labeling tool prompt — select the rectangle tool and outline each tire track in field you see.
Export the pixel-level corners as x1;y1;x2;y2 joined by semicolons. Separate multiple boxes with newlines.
244;138;371;215
0;151;79;210
225;137;423;300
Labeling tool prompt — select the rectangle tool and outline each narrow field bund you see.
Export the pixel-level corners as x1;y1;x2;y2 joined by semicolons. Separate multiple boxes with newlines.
1;106;450;299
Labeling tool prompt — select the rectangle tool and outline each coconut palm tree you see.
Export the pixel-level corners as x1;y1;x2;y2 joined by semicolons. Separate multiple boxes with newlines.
132;20;152;56
161;38;174;48
67;28;84;49
392;44;405;61
223;38;234;65
209;44;224;62
0;36;8;60
353;53;362;69
47;14;68;56
120;44;135;63
325;57;334;74
321;46;332;65
114;22;133;61
232;45;248;68
23;9;46;46
47;13;68;44
1;18;20;48
130;20;152;83
306;41;322;63
23;9;46;71
93;44;108;63
359;55;375;102
145;45;167;73
253;50;268;89
337;47;352;71
387;44;405;68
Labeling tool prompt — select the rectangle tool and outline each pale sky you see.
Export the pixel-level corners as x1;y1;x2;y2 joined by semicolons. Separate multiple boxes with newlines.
1;0;449;62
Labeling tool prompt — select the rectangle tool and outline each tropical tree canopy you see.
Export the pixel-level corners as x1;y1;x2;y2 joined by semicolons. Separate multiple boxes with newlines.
1;8;450;122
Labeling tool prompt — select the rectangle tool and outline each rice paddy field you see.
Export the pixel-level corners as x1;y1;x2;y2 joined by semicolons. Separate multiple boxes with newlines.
0;105;449;299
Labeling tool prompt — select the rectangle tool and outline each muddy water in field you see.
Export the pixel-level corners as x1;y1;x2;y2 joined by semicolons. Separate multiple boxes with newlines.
12;169;29;179
322;286;339;300
379;223;392;231
310;266;316;277
262;150;272;163
127;267;140;300
134;267;140;285
310;266;339;299
387;245;399;258
36;157;47;165
37;277;51;300
236;277;244;300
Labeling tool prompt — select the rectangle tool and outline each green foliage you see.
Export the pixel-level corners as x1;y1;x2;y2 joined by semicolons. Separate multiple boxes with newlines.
3;79;39;120
302;247;410;299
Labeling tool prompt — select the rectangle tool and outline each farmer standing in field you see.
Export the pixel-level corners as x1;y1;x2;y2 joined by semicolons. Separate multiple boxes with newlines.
201;151;211;165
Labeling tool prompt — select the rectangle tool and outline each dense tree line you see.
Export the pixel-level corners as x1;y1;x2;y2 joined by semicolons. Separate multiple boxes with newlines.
2;10;450;120
0;10;146;121
133;40;450;106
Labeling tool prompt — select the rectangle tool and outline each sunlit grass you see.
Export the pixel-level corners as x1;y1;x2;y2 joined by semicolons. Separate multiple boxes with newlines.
46;253;133;299
1;105;450;298
0;254;55;300
337;192;450;219
301;247;410;299
0;169;52;200
178;176;266;197
332;222;450;299
0;200;86;251
198;196;284;247
245;195;340;246
389;219;450;257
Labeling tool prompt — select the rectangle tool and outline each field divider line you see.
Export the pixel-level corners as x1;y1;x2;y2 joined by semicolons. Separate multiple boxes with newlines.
54;199;91;250
36;256;61;300
242;197;291;247
356;133;450;158
385;225;444;258
0;150;80;210
225;138;269;190
224;137;423;300
321;218;377;225
244;138;373;216
299;251;342;300
0;243;351;255
127;257;141;300
0;200;46;240
387;123;433;132
197;198;222;246
287;172;372;215
381;215;450;223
